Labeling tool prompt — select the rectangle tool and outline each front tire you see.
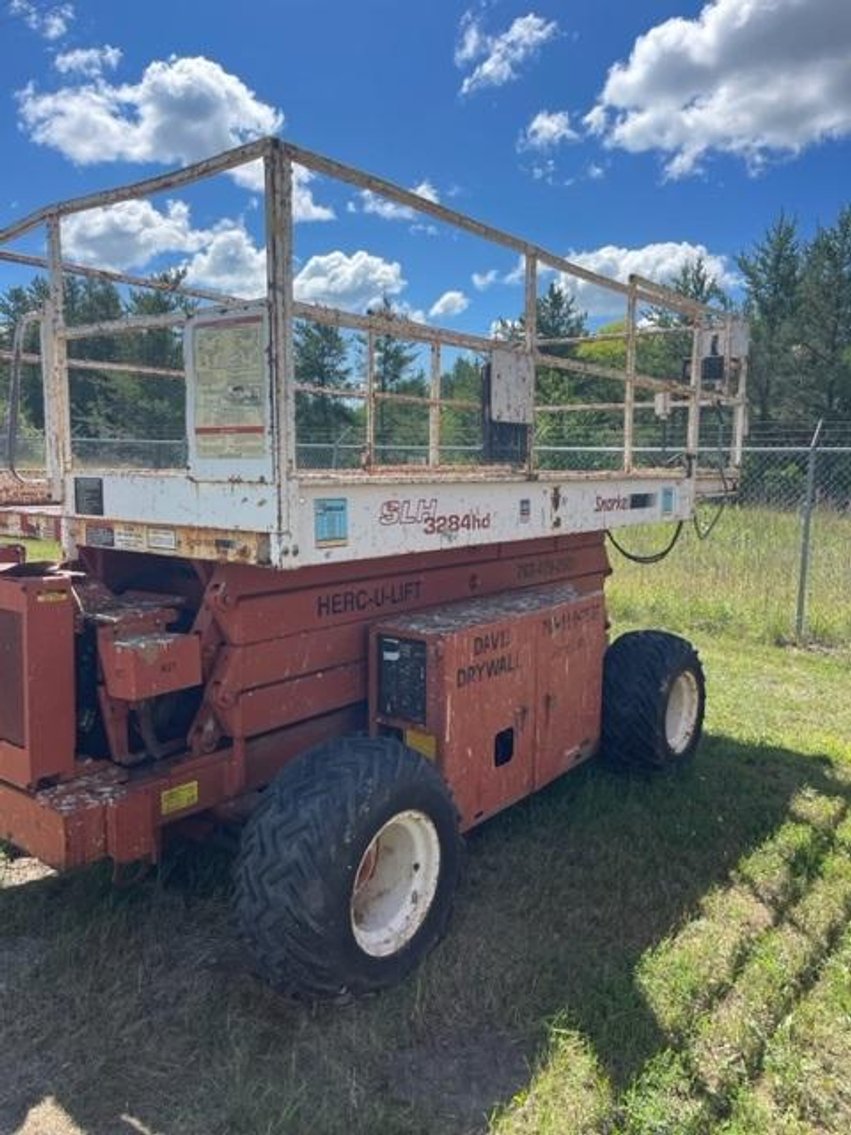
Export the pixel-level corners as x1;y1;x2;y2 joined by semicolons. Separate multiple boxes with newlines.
234;735;460;998
601;630;706;769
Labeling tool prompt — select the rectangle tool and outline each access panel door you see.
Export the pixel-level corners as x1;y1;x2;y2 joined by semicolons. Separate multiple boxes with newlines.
534;591;607;789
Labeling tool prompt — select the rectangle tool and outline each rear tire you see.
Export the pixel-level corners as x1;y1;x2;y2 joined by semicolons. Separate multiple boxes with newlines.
234;735;460;998
601;630;706;770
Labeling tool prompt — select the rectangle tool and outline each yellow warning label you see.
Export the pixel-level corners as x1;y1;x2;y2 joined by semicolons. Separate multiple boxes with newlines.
405;728;437;761
161;781;199;816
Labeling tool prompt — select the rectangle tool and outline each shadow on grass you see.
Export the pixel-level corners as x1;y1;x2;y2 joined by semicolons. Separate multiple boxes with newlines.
1;735;848;1135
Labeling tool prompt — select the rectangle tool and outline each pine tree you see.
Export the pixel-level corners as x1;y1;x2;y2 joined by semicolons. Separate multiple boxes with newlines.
736;214;801;423
793;206;851;420
294;318;355;462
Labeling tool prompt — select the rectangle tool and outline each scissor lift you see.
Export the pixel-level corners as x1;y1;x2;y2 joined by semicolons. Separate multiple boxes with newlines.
0;138;747;996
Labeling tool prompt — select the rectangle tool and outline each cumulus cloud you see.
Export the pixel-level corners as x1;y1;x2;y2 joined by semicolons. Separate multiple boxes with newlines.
564;242;736;316
293;250;406;312
428;290;470;319
185;226;267;297
10;0;73;39
54;45;121;77
291;166;335;223
456;10;558;96
62;199;209;270
57;189;413;305
518;109;578;151
18;56;279;163
585;0;851;177
59;196;264;296
353;180;439;221
16;55;334;220
473;242;734;317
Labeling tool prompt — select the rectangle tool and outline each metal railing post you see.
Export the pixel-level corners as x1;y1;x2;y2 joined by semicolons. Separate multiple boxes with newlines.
366;330;376;466
429;342;441;466
42;214;71;500
524;254;537;472
795;418;823;641
624;279;637;472
264;142;294;541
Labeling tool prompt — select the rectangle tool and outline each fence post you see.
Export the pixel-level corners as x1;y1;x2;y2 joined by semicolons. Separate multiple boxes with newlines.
795;418;823;641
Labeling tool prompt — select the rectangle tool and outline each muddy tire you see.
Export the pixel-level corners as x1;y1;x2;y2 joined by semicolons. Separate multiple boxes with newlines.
234;735;461;998
601;630;705;770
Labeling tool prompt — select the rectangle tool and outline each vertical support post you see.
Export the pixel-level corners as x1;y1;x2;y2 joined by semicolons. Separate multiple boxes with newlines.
686;313;703;468
624;279;637;473
365;329;376;467
265;141;294;545
524;252;537;471
732;351;748;469
43;214;71;501
429;341;441;466
795;418;823;641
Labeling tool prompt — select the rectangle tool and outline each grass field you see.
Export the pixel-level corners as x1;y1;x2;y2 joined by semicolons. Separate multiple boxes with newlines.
1;510;850;1135
608;503;851;648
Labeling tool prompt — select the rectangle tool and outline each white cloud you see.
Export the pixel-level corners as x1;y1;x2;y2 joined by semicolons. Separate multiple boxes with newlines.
564;242;736;317
54;45;121;77
10;0;73;39
60;195;414;305
456;11;558;96
428;290;470;319
292;167;335;223
474;243;733;316
472;268;499;290
62;199;208;270
16;55;335;221
18;56;281;163
59;193;412;306
185;226;266;297
224;159;334;221
293;250;406;312
455;9;486;66
360;192;413;221
61;196;265;297
585;0;851;177
355;179;439;221
519;109;578;151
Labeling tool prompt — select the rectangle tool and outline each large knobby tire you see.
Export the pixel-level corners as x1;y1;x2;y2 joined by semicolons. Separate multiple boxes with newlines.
234;735;461;998
601;630;706;770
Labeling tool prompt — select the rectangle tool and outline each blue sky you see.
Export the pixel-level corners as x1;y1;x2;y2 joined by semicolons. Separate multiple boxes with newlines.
1;0;850;332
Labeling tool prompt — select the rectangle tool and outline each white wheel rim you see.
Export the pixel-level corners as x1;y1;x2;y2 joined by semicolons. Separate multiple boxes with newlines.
350;809;441;958
665;670;701;754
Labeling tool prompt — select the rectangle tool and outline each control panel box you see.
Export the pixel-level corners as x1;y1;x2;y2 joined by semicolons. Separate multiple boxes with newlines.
0;568;76;789
370;583;607;829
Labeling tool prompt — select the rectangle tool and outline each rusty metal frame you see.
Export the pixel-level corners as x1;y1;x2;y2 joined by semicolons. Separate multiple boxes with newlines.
0;134;747;507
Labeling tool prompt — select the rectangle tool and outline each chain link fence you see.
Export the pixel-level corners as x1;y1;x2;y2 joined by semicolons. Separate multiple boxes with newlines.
732;422;851;643
606;421;851;647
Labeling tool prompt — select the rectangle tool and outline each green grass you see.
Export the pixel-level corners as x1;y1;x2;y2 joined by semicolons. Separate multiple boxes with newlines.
2;637;849;1134
607;503;851;648
1;523;850;1134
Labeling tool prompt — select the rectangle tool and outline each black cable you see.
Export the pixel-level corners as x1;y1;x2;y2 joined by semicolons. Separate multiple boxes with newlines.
692;403;730;541
607;520;684;564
